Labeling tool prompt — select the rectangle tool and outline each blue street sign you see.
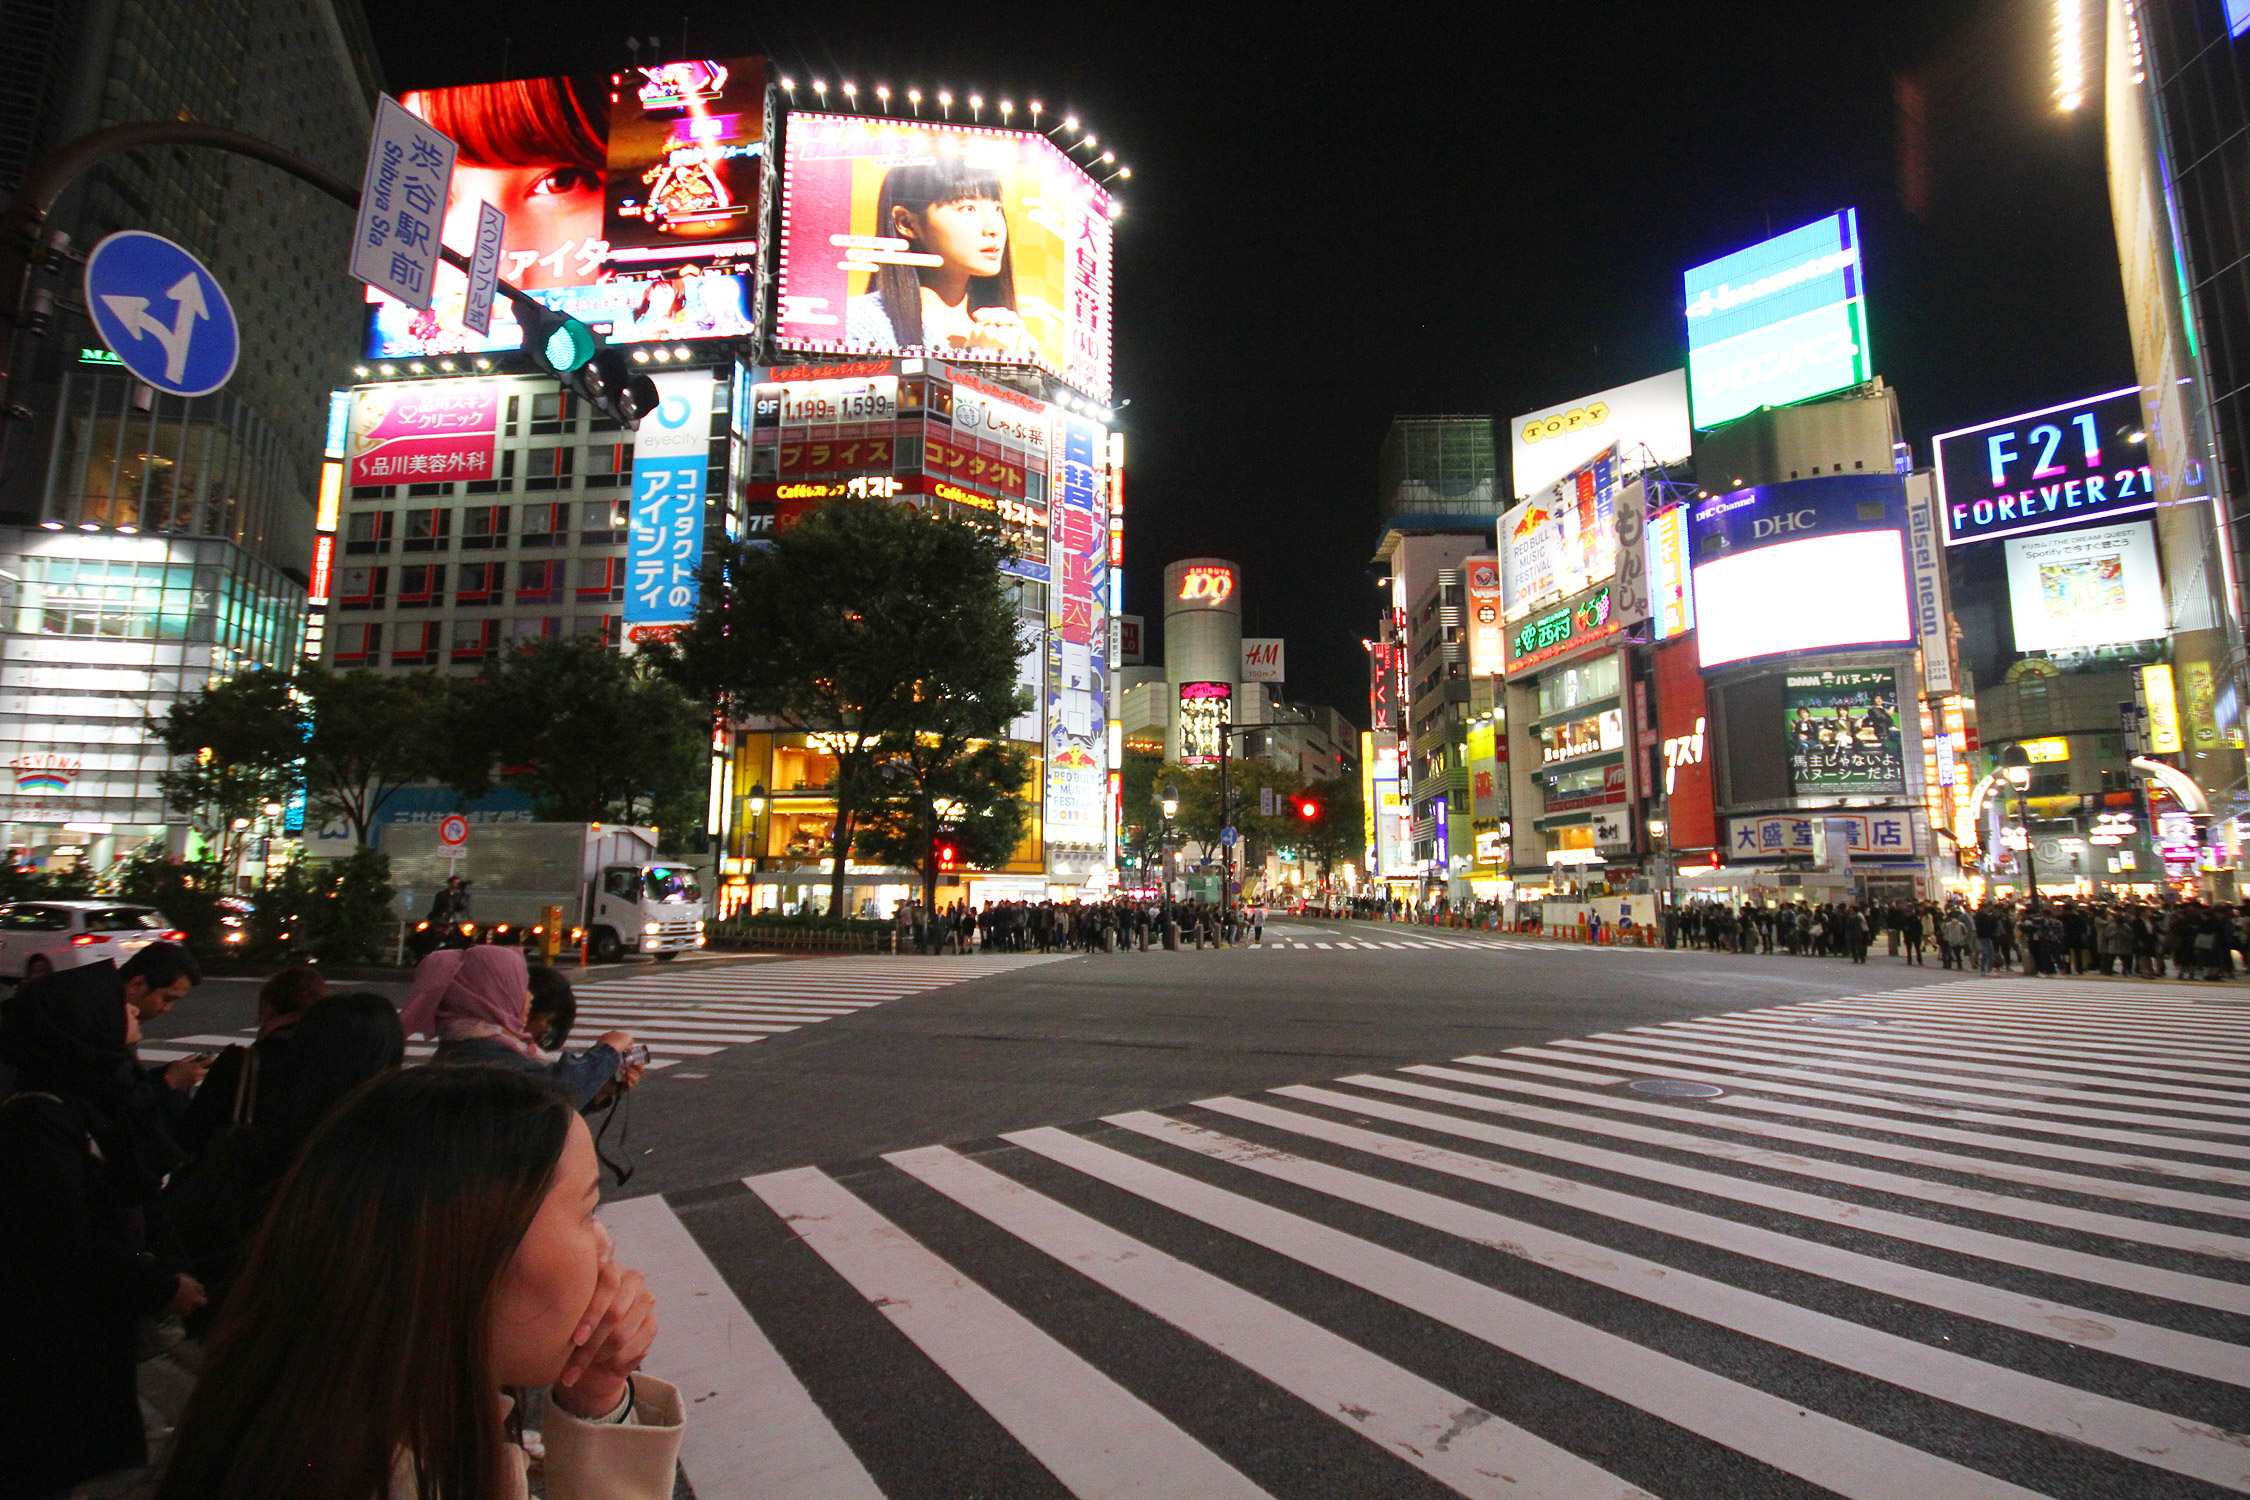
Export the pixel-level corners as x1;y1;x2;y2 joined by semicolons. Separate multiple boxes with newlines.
1220;826;1238;849
84;231;238;397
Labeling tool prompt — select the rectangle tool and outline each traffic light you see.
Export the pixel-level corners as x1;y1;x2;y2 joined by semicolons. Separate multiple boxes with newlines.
1295;796;1319;820
520;305;660;426
935;840;960;872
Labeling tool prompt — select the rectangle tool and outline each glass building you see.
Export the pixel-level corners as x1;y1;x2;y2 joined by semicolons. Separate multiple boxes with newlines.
1376;415;1500;528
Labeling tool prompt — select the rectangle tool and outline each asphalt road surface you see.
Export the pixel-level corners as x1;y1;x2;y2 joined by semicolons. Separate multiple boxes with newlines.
140;921;2250;1499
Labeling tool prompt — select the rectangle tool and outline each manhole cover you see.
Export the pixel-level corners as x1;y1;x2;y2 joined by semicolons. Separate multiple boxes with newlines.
1627;1078;1725;1098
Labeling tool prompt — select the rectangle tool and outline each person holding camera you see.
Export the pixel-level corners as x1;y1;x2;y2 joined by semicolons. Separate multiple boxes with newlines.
401;947;642;1113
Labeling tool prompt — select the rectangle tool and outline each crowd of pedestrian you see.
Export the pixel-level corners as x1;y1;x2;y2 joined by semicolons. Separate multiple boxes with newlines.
0;942;677;1500
896;897;1268;953
1660;894;2248;979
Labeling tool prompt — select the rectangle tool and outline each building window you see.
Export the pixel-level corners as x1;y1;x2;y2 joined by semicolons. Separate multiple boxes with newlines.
403;508;452;552
516;560;564;604
572;614;622;646
520;502;569;546
350;485;397;501
334;622;381;665
398;564;446;608
510;616;563;645
523;446;575;491
581;497;628;542
455;560;500;605
451;617;500;662
391;620;440;665
461;505;510;549
584;442;632;489
338;566;387;610
577;555;624;601
465;449;516;495
344;510;393;556
529;392;575;435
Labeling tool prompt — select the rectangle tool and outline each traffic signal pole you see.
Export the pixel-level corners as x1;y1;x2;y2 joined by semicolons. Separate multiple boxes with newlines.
0;120;563;470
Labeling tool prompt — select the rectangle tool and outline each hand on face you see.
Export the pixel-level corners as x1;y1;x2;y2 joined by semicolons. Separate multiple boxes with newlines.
965;306;1028;354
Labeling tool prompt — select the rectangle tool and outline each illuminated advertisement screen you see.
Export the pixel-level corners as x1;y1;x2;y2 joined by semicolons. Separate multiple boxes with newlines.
2004;519;2167;651
346;380;500;485
1465;556;1504;676
1690;474;1911;668
1787;667;1906;795
1502;447;1616;620
1646;503;1694;640
366;59;765;357
1509;369;1690;499
1505;584;1621;677
1178;681;1231;764
1931;386;2153;545
1683;209;1869;429
774;111;1114;400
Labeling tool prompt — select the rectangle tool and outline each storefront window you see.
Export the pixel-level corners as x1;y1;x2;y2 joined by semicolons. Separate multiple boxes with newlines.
1538;654;1621;718
1539;708;1625;764
771;741;840;791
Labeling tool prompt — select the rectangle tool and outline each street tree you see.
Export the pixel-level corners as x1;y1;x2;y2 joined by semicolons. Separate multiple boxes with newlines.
853;735;1032;916
151;668;302;870
1286;773;1365;900
673;499;1024;917
297;663;449;845
443;638;706;841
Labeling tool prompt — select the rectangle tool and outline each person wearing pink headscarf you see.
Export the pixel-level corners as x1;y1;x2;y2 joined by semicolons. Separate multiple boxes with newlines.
414;947;641;1111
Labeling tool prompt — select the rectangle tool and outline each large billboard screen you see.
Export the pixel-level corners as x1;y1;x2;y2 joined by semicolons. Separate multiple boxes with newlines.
2005;519;2167;650
1931;386;2154;545
774;112;1114;400
1690;474;1912;668
1787;667;1906;795
1509;369;1691;499
367;61;765;357
1683;209;1870;429
1502;447;1617;620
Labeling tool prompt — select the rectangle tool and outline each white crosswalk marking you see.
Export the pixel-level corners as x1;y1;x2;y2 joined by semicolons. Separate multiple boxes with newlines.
605;976;2250;1497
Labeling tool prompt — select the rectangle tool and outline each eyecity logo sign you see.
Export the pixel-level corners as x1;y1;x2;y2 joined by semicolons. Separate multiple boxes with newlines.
1176;566;1235;603
1931;386;2154;546
1682;209;1870;430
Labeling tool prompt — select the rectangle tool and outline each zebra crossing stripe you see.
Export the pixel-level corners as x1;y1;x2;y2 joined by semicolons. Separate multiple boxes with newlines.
747;1166;1276;1500
1691;1014;2250;1084
883;1143;1657;1500
602;1194;885;1500
995;1127;2052;1500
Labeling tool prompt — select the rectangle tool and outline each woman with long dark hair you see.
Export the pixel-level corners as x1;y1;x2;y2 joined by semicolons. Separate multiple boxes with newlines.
158;1067;677;1500
845;157;1029;355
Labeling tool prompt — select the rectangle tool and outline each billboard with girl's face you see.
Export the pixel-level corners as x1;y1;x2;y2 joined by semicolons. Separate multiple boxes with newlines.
366;60;765;357
773;112;1115;400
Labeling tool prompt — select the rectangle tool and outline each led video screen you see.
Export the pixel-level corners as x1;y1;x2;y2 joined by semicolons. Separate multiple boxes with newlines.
2004;519;2167;651
774;112;1114;400
1693;530;1911;668
366;58;765;357
1683;209;1870;429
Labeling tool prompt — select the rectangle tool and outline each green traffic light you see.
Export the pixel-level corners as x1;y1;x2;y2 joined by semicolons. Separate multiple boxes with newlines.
541;317;597;372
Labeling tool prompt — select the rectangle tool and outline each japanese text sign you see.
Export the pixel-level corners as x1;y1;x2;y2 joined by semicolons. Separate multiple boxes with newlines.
625;370;712;638
352;95;457;311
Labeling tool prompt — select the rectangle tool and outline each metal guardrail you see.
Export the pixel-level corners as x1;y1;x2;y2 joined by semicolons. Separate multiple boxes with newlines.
707;918;898;953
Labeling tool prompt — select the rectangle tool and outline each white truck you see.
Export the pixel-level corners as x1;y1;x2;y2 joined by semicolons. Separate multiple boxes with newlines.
384;821;707;963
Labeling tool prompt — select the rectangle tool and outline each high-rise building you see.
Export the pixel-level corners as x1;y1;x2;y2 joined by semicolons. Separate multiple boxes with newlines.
0;0;381;867
1377;415;1499;529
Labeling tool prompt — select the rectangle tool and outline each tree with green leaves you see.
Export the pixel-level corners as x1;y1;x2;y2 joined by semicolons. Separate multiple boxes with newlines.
672;499;1026;916
442;638;707;844
151;668;303;870
298;664;450;845
853;737;1032;916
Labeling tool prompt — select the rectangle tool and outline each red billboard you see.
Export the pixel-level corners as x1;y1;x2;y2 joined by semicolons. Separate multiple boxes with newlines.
1654;637;1716;851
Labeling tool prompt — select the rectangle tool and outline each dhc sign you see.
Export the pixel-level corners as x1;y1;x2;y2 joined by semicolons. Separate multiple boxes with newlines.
1931;386;2156;546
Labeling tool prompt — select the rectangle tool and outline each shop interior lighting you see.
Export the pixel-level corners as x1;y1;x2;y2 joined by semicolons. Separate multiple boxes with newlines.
2055;0;2086;110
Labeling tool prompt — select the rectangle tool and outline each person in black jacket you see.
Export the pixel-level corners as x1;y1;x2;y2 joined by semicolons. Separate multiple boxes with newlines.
0;960;205;1498
174;965;323;1156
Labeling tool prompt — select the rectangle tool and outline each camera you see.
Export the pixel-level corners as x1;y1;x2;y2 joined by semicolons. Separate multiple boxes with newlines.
625;1044;652;1067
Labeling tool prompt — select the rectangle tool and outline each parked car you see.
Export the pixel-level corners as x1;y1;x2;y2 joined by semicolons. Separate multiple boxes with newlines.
0;901;185;980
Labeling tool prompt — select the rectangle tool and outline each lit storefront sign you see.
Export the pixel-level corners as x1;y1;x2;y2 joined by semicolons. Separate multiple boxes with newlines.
1505;584;1620;677
1178;681;1231;763
1646;503;1693;640
1932;387;2153;546
1176;565;1235;603
2143;662;2182;753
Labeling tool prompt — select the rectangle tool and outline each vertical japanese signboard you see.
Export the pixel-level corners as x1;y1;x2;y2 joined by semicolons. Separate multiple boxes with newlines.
1045;415;1108;843
625;370;712;642
351;95;457;311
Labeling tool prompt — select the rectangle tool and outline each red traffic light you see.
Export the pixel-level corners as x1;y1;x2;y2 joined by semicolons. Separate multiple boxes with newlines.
935;841;959;870
1295;798;1318;819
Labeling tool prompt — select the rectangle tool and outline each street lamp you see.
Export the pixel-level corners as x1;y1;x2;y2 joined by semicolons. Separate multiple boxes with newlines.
1999;742;2039;902
1159;783;1179;938
745;783;767;914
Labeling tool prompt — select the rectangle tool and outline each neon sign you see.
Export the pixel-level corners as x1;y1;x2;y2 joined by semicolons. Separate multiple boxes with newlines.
1177;566;1235;604
1506;585;1619;675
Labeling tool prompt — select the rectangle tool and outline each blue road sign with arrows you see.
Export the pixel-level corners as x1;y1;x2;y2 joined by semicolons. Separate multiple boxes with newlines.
84;231;238;398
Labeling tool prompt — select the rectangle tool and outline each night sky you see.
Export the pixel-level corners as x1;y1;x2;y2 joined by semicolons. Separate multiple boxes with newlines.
357;0;2131;714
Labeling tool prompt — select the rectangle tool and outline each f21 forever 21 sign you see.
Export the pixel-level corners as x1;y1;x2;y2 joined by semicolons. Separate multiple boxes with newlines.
1932;386;2157;546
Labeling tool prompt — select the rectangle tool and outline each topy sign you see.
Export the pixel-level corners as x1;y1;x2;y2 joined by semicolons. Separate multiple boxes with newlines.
1931;386;2154;546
